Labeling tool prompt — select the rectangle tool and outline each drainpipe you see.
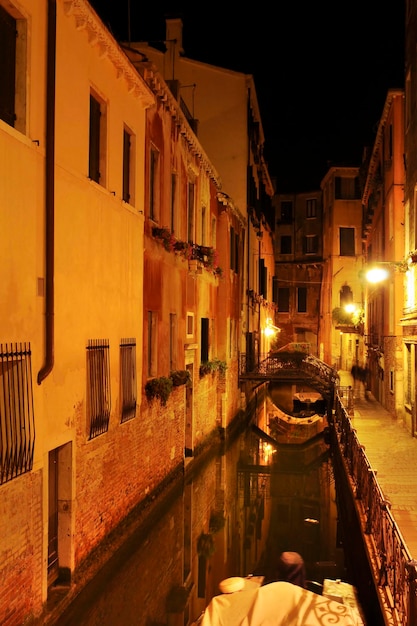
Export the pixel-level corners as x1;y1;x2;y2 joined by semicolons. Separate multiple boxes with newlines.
38;0;56;384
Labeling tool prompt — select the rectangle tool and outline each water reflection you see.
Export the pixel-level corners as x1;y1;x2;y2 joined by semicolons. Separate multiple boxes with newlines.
57;424;349;626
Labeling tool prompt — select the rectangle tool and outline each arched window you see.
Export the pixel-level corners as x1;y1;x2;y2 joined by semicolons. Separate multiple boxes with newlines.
340;285;353;307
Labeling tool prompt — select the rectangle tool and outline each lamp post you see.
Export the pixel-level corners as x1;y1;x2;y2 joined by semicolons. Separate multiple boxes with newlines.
363;260;409;284
362;259;408;404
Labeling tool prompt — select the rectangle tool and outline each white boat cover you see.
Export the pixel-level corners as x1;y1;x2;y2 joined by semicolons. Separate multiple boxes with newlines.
200;581;363;626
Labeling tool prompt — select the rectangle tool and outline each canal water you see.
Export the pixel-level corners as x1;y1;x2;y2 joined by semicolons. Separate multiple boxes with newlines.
55;389;378;626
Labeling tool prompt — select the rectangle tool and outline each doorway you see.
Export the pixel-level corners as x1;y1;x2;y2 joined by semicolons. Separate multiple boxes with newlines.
48;442;72;587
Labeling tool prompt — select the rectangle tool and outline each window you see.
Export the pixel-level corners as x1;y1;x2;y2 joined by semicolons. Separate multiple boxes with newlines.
170;173;177;233
87;339;111;439
340;285;353;307
335;177;360;200
280;201;293;223
170;313;177;371
186;313;194;338
201;318;209;363
306;199;317;218
280;235;292;254
259;259;267;298
230;227;239;272
211;216;217;249
304;235;318;254
405;343;412;406
120;338;136;423
297;287;307;313
122;127;135;204
187;182;195;242
89;92;107;185
0;342;35;485
149;146;160;221
201;205;207;245
147;311;158;377
229;318;236;358
277;288;290;312
230;227;235;270
340;227;355;256
0;4;26;132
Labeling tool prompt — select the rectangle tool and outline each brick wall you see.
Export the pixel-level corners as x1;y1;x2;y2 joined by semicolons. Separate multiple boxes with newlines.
74;386;186;567
0;472;43;626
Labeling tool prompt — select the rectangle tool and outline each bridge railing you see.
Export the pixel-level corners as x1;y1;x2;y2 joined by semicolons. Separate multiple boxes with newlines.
239;352;338;390
334;392;417;626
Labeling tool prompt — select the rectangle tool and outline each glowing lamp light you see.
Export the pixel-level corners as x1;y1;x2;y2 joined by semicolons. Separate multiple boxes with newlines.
264;318;281;337
344;303;356;314
365;267;390;284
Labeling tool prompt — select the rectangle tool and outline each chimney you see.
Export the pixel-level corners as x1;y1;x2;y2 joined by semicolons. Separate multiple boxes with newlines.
166;18;184;56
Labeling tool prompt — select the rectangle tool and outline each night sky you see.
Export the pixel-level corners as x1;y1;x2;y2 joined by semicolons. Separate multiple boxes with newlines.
89;1;405;193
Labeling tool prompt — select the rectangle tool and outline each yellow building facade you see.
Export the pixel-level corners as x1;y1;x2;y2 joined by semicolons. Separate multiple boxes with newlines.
362;89;405;420
319;167;364;371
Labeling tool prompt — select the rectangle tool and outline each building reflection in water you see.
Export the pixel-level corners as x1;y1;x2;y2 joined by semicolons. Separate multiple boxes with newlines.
56;425;349;626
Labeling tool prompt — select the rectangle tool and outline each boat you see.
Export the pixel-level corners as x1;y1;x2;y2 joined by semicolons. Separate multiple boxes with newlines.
192;551;365;625
193;576;365;625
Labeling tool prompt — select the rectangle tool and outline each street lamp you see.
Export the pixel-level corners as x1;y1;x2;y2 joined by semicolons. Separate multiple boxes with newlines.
264;318;281;338
363;260;409;284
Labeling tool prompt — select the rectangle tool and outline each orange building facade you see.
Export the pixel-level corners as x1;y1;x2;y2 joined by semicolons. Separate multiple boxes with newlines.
0;2;265;624
361;89;405;420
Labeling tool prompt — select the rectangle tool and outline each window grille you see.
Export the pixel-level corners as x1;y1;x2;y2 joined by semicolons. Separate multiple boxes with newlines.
87;339;111;439
120;338;136;423
0;342;35;485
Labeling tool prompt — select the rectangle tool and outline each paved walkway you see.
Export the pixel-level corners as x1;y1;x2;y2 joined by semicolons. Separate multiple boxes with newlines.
338;370;417;558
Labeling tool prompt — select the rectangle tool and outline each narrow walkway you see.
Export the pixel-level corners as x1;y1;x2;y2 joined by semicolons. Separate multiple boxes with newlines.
338;370;417;557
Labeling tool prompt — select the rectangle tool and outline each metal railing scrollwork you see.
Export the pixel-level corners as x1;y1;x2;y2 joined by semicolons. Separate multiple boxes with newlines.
334;392;417;626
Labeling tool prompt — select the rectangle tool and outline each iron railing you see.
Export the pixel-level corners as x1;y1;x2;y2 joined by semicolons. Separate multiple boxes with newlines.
0;342;35;484
120;338;137;423
333;391;417;626
87;339;111;439
239;352;338;398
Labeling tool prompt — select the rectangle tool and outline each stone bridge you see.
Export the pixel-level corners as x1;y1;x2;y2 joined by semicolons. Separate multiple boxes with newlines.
239;352;339;401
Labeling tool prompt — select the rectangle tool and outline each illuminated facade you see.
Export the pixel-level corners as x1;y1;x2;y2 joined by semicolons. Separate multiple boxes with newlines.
0;1;255;623
318;167;364;371
361;89;405;419
403;2;417;435
0;1;154;622
273;190;323;354
129;18;276;376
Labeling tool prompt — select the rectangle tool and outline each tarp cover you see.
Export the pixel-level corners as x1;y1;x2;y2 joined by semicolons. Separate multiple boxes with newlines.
200;581;363;626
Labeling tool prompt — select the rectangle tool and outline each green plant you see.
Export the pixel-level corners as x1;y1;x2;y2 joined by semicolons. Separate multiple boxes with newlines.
197;532;215;558
213;358;227;375
209;510;225;533
145;376;173;406
332;307;364;328
199;358;227;378
170;369;191;387
152;226;176;252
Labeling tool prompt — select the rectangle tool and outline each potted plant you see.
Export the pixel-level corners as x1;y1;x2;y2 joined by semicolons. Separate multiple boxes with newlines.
170;369;191;387
199;358;227;378
209;510;225;533
145;376;173;406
